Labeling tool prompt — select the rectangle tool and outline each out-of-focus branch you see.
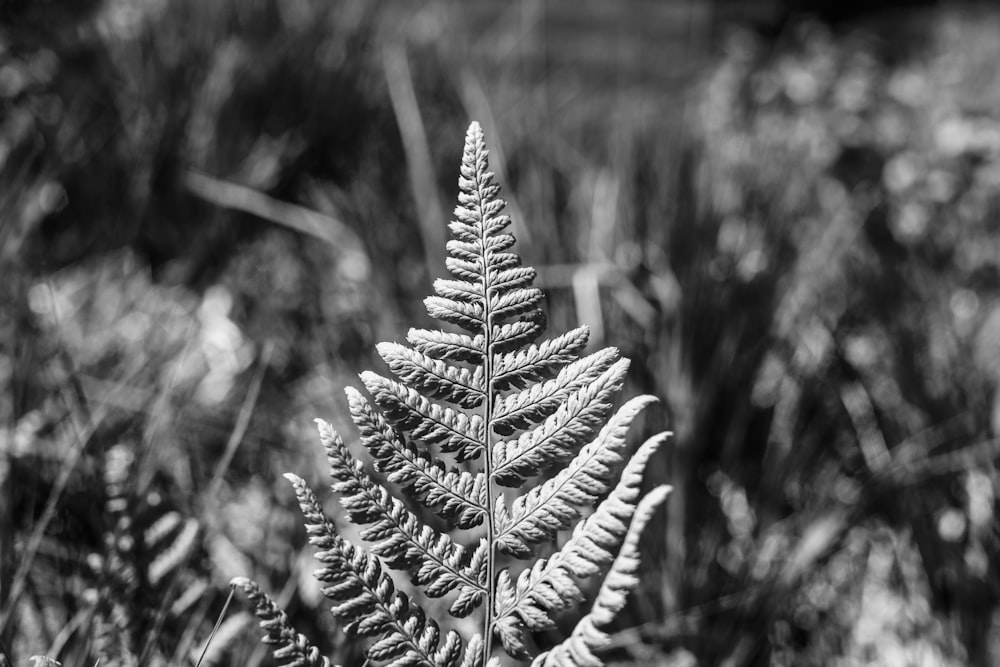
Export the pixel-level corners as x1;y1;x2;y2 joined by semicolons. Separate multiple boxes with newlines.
181;170;370;279
382;40;447;276
457;69;531;243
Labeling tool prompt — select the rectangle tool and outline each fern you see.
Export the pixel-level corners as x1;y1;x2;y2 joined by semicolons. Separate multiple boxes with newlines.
237;122;671;666
231;576;334;667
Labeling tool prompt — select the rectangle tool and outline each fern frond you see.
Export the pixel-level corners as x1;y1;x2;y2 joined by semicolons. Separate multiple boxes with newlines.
147;515;199;586
434;277;485;301
377;342;485;408
492;359;630;486
91;443;141;667
450;122;545;335
231;576;335;667
495;397;663;557
241;121;671;667
529;485;671;667
362;372;485;462
459;635;485;667
494;434;665;645
456;635;504;667
488;266;536;293
407;329;485;364
490;285;545;322
491;326;590;390
349;387;487;528
492;347;620;436
285;473;463;667
425;295;486;332
317;420;486;603
492;317;546;353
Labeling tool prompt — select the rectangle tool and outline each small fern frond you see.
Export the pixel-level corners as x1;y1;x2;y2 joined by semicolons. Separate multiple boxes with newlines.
459;635;485;667
529;485;671;667
491;326;590;390
147;515;199;586
492;347;620;436
491;317;547;353
494;434;665;644
285;473;464;667
349;386;487;528
495;397;664;557
456;635;505;667
449;123;546;337
317;419;485;602
362;371;485;462
491;359;630;487
407;328;485;363
231;576;335;667
378;342;486;408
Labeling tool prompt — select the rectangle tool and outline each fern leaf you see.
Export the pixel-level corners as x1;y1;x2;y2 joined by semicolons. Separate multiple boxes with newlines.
492;347;620;436
362;372;485;462
349;387;487;528
495;435;665;634
492;317;546;352
492;326;590;390
231;576;335;667
285;473;462;667
240;121;673;667
425;295;485;332
147;515;199;586
445;256;482;282
377;342;485;408
495;398;664;557
459;635;484;667
453;122;543;311
485;251;522;274
408;329;485;363
490;286;544;322
317;420;485;601
529;485;671;667
434;277;485;301
489;266;537;293
492;359;630;486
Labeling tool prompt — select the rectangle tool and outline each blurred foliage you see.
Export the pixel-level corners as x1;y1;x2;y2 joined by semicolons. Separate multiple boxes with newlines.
3;1;1000;666
646;12;1000;666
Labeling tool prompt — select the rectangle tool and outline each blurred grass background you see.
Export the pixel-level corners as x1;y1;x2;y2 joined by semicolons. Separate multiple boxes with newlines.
3;0;1000;665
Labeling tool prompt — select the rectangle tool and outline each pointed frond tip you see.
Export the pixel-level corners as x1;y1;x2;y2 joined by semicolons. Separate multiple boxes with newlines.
494;433;667;647
231;576;336;667
530;485;672;667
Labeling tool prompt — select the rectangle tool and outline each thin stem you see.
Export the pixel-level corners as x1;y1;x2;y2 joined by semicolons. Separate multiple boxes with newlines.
195;584;236;667
484;338;496;661
479;159;498;662
0;633;12;667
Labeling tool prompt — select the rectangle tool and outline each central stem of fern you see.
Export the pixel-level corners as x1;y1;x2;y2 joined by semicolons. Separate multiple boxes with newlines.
484;342;496;661
481;222;498;662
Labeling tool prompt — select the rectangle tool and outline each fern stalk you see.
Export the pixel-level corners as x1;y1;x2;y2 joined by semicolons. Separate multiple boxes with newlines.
477;145;501;663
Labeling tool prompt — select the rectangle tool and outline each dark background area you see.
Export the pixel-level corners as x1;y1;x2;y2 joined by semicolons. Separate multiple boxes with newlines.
3;0;1000;665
